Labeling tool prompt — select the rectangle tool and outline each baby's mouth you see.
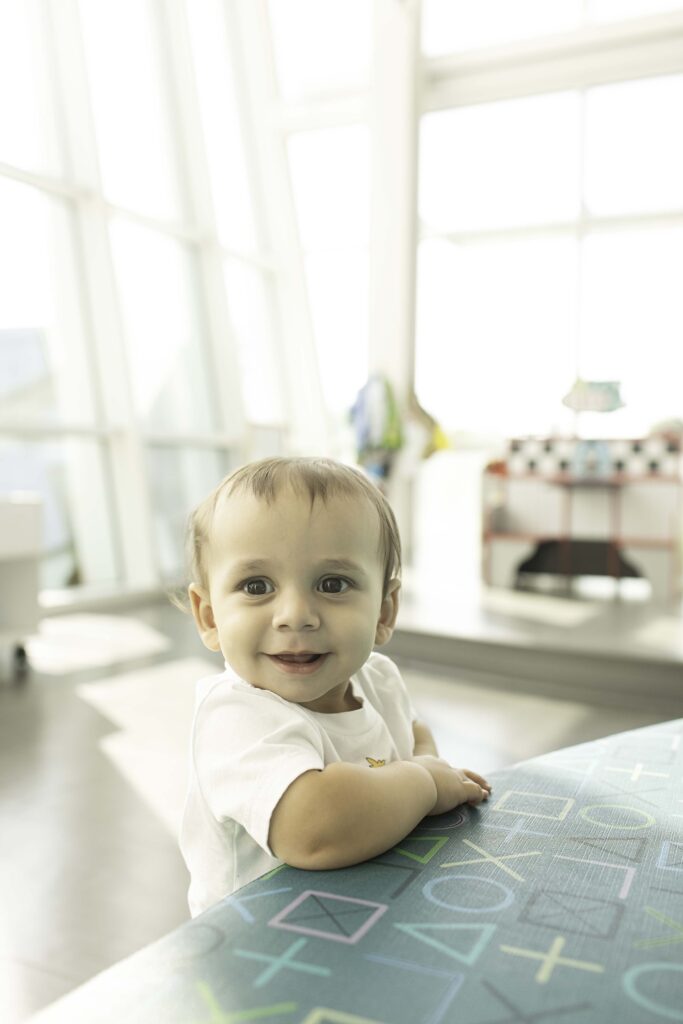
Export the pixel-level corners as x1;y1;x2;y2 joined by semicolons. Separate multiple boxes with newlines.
267;651;329;674
272;652;322;664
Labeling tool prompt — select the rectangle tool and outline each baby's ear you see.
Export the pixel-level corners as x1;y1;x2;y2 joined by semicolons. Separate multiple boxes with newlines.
374;578;401;646
188;584;221;652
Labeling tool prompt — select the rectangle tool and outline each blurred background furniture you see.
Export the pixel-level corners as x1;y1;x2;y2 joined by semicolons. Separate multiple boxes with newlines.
483;437;683;602
0;493;41;679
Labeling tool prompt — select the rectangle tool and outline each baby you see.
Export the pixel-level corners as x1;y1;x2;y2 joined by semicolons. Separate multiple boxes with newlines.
179;456;491;917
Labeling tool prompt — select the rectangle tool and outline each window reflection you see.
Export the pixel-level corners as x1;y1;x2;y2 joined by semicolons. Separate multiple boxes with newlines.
415;237;577;436
304;251;369;417
145;445;235;580
267;0;371;99
109;218;216;433
79;0;183;221
580;228;683;436
422;0;580;57
0;0;61;175
287;125;370;424
223;259;284;427
0;179;94;426
186;0;259;250
585;75;683;216
588;0;683;21
420;94;581;232
288;126;371;250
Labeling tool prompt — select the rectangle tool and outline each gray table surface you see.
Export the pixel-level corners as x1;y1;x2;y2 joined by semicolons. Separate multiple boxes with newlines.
32;718;683;1024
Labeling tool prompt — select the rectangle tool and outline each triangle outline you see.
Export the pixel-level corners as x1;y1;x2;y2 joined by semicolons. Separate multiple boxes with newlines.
569;835;647;862
394;921;496;965
393;835;450;864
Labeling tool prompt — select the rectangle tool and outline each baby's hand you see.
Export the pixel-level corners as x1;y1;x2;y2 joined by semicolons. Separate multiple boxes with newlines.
413;755;492;816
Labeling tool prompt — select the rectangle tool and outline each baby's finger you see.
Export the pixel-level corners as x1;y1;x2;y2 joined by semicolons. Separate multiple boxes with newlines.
463;769;492;793
463;780;488;805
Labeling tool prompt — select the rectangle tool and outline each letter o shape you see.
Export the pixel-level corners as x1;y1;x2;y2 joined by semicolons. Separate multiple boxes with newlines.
623;963;683;1021
580;804;655;829
424;873;514;913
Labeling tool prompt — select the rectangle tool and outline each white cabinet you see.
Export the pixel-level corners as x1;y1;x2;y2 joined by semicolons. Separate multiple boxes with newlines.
0;494;41;673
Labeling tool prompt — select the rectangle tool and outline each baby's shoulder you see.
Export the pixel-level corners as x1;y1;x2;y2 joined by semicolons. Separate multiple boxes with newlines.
194;671;314;730
358;650;400;679
355;651;404;697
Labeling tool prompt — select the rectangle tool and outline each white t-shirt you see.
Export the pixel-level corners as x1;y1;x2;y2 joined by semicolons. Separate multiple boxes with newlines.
179;651;418;917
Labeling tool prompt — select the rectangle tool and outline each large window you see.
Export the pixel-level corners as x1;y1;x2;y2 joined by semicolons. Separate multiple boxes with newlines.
0;0;297;591
416;6;683;442
3;0;682;594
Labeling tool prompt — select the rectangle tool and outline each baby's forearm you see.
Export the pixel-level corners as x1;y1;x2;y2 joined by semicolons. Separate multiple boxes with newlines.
272;760;437;871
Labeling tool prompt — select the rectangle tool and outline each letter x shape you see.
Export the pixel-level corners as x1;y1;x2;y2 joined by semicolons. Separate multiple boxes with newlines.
441;839;542;882
500;935;605;984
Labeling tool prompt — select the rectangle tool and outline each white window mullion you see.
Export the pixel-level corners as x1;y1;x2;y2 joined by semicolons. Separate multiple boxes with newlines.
233;0;329;455
425;11;683;112
157;0;248;447
367;0;421;563
155;0;213;234
48;0;158;589
368;0;420;398
77;208;160;588
198;241;249;444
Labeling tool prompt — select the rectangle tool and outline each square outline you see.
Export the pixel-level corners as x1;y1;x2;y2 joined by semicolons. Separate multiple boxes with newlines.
268;890;388;945
520;888;625;938
492;789;575;820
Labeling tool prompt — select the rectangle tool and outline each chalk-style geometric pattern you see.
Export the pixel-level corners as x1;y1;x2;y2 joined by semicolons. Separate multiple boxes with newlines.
300;1010;388;1024
492;789;575;820
268;891;388;945
363;953;464;1024
520;889;625;938
394;921;496;965
233;937;332;988
392;835;449;864
499;934;606;983
28;718;683;1024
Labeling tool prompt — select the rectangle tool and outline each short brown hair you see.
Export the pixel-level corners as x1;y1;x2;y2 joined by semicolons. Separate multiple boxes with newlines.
181;456;402;604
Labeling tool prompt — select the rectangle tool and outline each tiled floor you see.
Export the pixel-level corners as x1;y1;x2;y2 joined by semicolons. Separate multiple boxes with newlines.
0;594;678;1023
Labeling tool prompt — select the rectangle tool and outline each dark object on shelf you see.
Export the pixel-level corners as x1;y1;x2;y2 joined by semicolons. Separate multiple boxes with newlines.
516;539;641;583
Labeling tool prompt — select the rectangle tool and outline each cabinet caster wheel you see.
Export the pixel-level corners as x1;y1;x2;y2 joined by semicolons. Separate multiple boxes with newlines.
14;645;29;679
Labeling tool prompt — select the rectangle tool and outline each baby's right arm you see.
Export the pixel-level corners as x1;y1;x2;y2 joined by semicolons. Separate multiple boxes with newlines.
268;758;486;871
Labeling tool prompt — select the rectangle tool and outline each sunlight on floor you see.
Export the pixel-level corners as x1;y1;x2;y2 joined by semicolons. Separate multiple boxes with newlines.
27;615;171;674
76;657;215;836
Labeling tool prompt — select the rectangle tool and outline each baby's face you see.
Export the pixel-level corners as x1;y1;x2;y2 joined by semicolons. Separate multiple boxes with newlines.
190;486;399;714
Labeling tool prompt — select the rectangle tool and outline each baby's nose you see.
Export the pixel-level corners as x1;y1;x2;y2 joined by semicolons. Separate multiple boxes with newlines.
272;589;320;631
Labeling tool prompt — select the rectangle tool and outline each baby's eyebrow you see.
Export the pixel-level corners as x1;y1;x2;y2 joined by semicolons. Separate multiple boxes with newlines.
230;559;271;575
321;559;367;577
229;557;367;578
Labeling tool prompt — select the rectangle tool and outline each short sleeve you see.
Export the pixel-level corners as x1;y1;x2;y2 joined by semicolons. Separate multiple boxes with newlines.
192;684;325;856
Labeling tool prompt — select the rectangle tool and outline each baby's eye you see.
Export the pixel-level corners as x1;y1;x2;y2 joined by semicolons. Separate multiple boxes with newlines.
318;576;351;594
242;578;274;596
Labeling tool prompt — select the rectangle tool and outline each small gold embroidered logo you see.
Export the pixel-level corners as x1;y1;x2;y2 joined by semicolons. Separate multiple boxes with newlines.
366;757;386;768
